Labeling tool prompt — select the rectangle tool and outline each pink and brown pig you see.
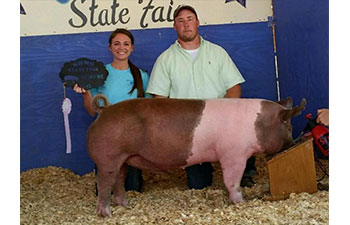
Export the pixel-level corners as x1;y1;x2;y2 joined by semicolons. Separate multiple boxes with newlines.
86;95;306;217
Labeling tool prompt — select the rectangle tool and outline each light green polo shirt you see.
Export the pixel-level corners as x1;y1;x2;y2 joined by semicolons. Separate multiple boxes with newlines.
146;37;245;99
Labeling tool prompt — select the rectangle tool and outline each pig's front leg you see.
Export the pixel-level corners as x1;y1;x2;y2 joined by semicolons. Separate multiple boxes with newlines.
112;163;128;206
220;158;247;204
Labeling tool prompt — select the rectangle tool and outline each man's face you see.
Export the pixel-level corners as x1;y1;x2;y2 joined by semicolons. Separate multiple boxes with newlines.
173;9;199;42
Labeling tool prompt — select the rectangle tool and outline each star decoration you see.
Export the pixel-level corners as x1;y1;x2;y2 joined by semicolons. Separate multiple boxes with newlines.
225;0;246;8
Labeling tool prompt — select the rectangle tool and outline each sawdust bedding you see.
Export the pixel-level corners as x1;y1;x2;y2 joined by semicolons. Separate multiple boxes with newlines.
20;156;329;225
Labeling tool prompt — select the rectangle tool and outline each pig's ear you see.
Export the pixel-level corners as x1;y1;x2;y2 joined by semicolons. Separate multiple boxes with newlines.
278;98;307;121
292;98;307;117
277;96;293;109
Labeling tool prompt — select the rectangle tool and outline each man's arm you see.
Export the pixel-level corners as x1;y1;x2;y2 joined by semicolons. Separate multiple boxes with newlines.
224;84;242;98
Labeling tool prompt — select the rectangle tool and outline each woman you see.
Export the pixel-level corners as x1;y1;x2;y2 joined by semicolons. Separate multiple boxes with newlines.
74;28;150;192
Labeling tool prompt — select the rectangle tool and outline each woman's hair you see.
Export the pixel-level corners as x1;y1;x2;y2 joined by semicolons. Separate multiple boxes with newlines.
109;28;144;97
109;28;134;45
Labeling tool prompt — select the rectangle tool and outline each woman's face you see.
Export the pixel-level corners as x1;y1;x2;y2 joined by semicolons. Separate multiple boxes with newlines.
109;33;134;61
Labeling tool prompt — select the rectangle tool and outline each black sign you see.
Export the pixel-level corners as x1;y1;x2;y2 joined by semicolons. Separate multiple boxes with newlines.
59;58;108;90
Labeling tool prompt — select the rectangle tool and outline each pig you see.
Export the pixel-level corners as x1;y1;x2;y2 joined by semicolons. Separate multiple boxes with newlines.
86;95;306;217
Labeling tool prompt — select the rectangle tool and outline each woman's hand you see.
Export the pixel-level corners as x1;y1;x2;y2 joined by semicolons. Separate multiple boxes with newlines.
73;83;87;94
73;84;96;116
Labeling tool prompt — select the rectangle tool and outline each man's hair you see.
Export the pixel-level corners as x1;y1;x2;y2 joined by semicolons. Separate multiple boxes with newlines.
173;5;198;20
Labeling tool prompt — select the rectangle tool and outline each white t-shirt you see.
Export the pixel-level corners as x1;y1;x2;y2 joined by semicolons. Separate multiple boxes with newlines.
184;48;200;60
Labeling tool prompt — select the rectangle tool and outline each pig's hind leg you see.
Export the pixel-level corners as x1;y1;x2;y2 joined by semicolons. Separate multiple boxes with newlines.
220;158;247;204
96;167;116;217
95;155;128;217
112;163;128;206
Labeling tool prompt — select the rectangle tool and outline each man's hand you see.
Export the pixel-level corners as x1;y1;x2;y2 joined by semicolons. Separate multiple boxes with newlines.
153;94;168;98
317;109;329;126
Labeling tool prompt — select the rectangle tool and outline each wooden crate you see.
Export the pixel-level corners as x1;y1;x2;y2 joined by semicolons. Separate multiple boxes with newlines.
267;138;317;198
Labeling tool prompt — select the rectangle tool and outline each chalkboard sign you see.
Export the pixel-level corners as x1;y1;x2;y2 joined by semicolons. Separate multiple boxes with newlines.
59;58;108;90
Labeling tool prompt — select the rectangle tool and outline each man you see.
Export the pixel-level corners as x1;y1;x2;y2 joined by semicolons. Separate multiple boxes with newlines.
146;5;256;189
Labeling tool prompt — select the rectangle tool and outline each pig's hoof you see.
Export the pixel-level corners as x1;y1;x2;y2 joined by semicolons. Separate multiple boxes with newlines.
97;206;111;217
230;192;245;204
113;196;128;207
232;197;245;204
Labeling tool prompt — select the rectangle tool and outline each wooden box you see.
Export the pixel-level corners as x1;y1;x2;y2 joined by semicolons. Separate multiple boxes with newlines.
267;138;317;198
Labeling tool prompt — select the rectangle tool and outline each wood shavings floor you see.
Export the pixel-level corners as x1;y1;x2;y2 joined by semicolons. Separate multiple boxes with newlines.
20;156;328;225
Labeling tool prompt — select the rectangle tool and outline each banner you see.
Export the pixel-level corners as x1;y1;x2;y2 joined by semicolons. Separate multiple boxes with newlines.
20;0;272;36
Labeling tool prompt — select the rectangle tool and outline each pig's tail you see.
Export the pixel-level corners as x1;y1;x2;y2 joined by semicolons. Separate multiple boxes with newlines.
91;94;110;113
